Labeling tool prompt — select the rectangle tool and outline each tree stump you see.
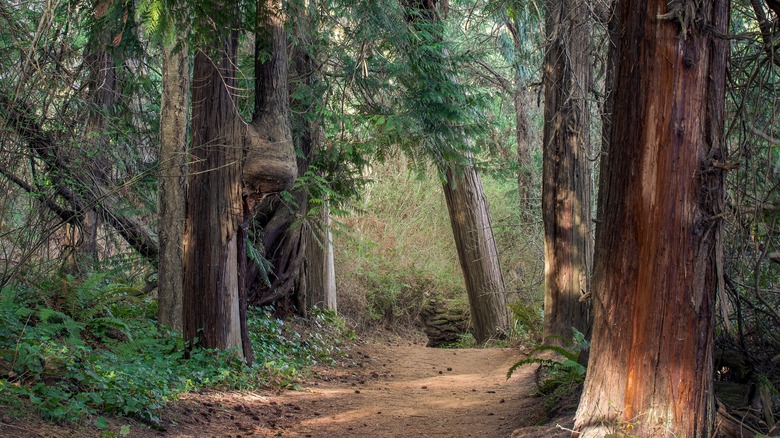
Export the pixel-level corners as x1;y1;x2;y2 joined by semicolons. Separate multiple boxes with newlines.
419;298;471;347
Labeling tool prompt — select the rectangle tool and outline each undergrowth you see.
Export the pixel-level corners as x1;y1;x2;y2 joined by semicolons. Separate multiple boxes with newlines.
0;273;348;429
507;329;589;414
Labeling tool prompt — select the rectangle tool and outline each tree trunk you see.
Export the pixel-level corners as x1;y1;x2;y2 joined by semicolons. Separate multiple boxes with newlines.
183;0;296;359
514;85;533;210
443;164;511;344
248;1;331;314
182;34;244;354
65;7;119;275
157;36;189;331
573;2;729;437
304;203;337;313
243;0;296;195
594;0;617;245
323;204;337;311
541;0;593;346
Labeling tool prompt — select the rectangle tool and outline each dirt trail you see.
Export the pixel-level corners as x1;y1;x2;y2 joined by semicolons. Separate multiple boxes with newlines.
148;342;540;437
4;342;574;437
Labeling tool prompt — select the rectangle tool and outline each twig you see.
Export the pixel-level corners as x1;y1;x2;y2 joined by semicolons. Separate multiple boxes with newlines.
0;422;47;437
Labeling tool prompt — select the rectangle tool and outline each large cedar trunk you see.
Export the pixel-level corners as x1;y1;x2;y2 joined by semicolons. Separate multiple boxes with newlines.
541;0;593;345
157;36;189;331
247;30;312;309
183;34;244;354
573;2;729;437
443;165;511;343
183;0;295;358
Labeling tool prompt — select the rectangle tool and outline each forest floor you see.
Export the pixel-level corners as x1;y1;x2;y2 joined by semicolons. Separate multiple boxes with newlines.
1;340;575;437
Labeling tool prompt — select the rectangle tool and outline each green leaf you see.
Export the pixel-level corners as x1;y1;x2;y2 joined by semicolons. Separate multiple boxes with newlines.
95;416;109;429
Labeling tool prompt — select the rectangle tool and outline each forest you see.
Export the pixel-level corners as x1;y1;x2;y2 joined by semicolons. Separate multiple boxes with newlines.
1;0;779;436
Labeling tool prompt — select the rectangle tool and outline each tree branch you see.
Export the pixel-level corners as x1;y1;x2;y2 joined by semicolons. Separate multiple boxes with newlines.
0;87;160;262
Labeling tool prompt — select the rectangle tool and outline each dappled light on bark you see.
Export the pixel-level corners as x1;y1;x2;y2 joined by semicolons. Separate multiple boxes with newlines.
573;1;728;436
541;0;593;346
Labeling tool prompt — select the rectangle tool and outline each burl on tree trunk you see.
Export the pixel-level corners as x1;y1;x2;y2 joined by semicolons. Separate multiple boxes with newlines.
573;1;728;437
182;0;296;360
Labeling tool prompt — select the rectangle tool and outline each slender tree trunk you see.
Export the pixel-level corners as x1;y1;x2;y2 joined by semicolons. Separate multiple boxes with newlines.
514;85;533;210
573;2;729;437
541;0;593;345
183;33;244;354
65;6;119;275
323;203;337;311
157;37;189;331
304;202;337;313
443;164;511;343
82;48;115;266
400;0;510;344
503;14;534;211
594;1;617;244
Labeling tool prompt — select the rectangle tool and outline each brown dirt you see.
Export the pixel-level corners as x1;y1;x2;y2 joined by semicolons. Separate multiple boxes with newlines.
1;342;574;437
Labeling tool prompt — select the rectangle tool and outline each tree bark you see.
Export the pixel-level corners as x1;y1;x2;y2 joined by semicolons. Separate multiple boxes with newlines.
573;1;729;437
541;0;593;346
514;86;533;210
304;203;337;313
182;0;296;359
594;0;617;245
443;164;511;343
157;36;189;331
183;33;244;354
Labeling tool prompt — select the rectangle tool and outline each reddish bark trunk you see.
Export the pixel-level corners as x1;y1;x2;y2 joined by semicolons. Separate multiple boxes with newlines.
573;2;729;437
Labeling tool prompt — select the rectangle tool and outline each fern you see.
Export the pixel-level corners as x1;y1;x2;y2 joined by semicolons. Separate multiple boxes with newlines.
246;240;273;288
507;328;589;380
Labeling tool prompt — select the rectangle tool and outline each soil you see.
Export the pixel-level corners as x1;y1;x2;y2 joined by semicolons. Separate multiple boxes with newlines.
1;341;574;437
